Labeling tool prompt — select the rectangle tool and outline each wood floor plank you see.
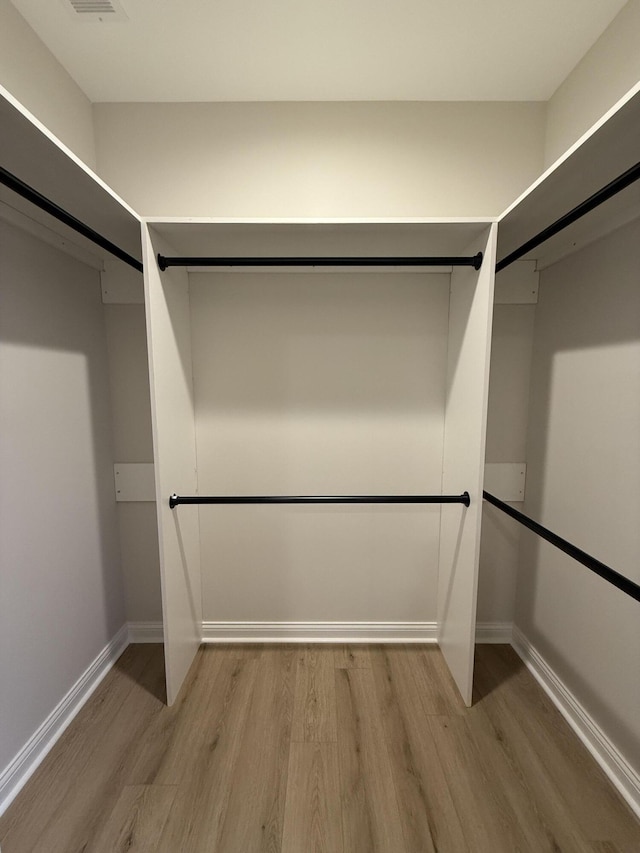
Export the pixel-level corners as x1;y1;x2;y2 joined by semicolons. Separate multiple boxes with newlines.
0;645;165;853
475;645;640;851
215;646;297;853
428;714;531;852
370;649;467;853
87;784;177;852
292;646;338;742
281;743;343;853
154;654;258;853
335;667;407;853
466;693;588;852
334;645;372;669
415;645;466;715
472;650;593;852
2;644;638;853
132;646;225;786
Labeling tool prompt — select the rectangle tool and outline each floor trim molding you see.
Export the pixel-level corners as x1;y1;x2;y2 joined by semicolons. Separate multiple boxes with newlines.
475;621;513;643
128;619;513;644
128;621;164;643
511;625;640;822
0;623;129;817
201;621;439;642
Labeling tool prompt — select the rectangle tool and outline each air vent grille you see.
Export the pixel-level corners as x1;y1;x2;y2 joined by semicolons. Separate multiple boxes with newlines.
65;0;128;21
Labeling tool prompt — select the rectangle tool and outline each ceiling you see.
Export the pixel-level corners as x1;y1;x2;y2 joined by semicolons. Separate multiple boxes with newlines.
11;0;628;103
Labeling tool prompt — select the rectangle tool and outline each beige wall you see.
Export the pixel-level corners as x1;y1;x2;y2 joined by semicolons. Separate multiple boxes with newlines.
544;0;640;167
0;0;96;168
0;219;125;777
93;101;545;218
516;218;640;773
190;271;450;623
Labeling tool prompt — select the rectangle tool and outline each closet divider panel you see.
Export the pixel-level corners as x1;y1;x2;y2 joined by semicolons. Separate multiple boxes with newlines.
142;224;202;705
437;223;497;705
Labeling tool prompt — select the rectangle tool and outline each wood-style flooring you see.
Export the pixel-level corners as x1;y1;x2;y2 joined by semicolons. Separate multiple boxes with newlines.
1;643;638;852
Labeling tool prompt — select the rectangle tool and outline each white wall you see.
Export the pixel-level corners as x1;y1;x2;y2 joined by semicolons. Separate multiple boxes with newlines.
190;271;449;624
544;0;640;167
516;218;640;774
93;101;545;218
0;0;96;167
0;219;125;777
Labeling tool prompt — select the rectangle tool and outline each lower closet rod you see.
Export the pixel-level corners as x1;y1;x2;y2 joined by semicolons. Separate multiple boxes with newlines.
483;491;640;603
169;492;471;509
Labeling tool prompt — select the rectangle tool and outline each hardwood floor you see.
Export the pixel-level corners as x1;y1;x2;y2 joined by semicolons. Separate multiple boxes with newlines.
1;644;638;852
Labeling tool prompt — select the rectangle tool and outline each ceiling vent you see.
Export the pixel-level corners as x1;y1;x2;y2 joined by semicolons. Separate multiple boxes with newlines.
64;0;128;22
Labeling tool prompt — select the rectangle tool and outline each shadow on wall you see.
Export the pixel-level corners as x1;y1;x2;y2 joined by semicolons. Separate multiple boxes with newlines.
518;218;640;770
0;220;133;766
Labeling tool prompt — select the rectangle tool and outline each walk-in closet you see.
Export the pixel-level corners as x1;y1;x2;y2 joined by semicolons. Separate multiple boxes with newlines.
1;1;639;848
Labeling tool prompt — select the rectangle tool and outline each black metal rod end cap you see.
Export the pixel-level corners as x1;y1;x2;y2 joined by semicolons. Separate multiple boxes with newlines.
158;254;167;271
462;491;471;507
169;494;178;509
473;252;483;271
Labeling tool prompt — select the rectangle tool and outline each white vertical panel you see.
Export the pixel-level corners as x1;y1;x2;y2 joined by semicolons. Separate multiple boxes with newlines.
142;224;201;705
438;224;497;705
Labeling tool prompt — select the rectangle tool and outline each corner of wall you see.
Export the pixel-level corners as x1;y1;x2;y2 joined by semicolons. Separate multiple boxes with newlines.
544;0;640;167
0;0;97;168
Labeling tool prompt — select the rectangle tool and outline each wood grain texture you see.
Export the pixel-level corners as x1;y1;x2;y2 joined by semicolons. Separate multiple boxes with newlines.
333;645;372;669
370;647;468;853
87;784;177;852
1;644;638;853
215;647;296;853
474;645;640;852
281;743;343;853
155;654;258;853
292;646;337;742
0;645;166;853
428;714;530;852
335;667;407;853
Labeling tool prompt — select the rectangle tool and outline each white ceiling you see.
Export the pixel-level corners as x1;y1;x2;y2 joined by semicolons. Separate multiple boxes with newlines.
11;0;628;103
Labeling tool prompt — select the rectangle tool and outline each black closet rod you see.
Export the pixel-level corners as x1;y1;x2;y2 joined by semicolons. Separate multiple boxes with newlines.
169;492;471;509
0;166;144;273
483;491;640;603
495;160;640;273
157;253;483;271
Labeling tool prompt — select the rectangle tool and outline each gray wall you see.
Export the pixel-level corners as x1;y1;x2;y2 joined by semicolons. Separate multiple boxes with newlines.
0;0;96;167
516;218;640;773
103;302;161;623
0;220;125;774
478;300;536;624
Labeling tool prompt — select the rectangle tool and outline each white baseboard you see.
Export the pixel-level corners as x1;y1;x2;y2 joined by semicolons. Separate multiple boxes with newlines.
128;621;164;643
511;625;640;822
201;621;439;643
475;621;513;643
0;624;129;817
129;619;511;644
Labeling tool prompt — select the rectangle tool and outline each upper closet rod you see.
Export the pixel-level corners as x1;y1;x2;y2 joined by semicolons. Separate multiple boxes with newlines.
495;159;640;273
0;166;144;273
157;253;483;271
483;491;640;603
